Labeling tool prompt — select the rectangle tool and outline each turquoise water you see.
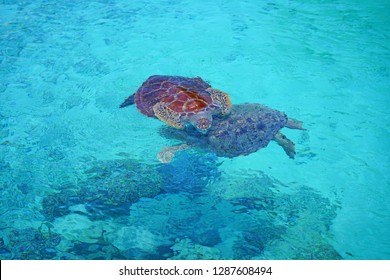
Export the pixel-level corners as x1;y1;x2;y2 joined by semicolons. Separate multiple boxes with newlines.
0;0;389;260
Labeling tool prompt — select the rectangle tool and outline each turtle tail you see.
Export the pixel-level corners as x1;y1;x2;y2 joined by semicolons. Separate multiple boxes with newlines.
119;94;135;108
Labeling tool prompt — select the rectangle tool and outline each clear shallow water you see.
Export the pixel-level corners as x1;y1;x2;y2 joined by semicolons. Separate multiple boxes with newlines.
0;0;389;259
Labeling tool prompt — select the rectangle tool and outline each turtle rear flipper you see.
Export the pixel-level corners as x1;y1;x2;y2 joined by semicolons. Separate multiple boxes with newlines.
157;144;191;163
273;132;296;159
120;94;135;108
286;118;305;130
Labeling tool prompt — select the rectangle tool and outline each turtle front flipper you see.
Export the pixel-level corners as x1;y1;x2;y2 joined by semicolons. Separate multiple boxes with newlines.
157;144;191;163
207;88;232;115
273;132;296;159
153;102;185;129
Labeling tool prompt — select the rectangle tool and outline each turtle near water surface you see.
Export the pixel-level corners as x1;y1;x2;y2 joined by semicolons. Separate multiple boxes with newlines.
157;103;305;163
120;75;232;133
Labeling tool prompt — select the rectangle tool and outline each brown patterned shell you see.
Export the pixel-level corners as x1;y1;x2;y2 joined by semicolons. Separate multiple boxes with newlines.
134;75;216;118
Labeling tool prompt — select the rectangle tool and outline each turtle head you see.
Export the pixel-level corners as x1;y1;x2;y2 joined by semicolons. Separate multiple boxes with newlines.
190;112;212;134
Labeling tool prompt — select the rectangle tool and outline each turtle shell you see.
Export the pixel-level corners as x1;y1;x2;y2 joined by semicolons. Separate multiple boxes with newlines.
134;75;215;118
160;103;288;157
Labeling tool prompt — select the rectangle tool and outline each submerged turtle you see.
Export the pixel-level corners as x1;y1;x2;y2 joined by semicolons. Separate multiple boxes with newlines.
157;103;304;163
120;75;232;133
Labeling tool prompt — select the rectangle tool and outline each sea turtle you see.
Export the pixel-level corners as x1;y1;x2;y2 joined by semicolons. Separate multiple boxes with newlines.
157;103;305;163
120;75;232;133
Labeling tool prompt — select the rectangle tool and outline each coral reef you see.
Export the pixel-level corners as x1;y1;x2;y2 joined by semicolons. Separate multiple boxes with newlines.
170;238;222;260
1;153;341;260
41;153;219;221
41;159;164;221
207;171;342;259
0;223;61;259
